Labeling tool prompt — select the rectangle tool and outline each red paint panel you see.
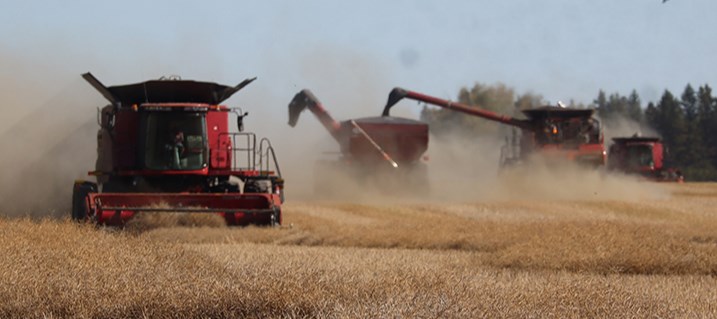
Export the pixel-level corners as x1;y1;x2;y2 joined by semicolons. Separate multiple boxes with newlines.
207;110;231;169
341;118;429;164
113;109;139;169
652;143;664;170
89;193;281;226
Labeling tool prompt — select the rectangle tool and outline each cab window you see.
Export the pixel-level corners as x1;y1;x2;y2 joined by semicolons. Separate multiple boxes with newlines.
144;112;207;170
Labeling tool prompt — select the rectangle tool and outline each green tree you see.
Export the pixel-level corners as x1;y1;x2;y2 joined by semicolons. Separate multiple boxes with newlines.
697;85;717;172
514;92;544;110
594;90;607;118
645;101;658;128
607;93;628;119
682;84;698;121
647;90;687;168
421;82;522;136
626;90;643;123
678;84;706;171
594;90;643;122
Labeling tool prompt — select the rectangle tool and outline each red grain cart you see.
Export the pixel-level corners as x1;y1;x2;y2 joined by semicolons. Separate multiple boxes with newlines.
288;89;429;194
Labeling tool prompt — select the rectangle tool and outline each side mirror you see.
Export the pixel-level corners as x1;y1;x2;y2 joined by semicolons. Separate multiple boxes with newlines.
237;112;249;132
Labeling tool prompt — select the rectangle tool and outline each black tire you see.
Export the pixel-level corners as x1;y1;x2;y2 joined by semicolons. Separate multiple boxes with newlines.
71;181;97;221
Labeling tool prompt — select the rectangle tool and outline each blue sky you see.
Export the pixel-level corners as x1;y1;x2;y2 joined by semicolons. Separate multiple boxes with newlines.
1;0;716;116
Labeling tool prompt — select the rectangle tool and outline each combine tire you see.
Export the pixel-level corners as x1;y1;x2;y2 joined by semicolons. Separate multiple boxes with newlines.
71;181;97;221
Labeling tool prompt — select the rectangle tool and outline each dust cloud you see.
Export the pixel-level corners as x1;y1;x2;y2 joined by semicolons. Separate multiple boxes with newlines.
278;116;669;204
0;46;403;217
419;130;669;203
601;115;660;141
238;47;407;201
0;46;669;220
0;52;100;217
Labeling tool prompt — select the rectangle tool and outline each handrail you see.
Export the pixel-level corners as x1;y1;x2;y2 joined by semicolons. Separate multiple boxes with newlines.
258;138;282;177
214;133;281;176
217;132;256;171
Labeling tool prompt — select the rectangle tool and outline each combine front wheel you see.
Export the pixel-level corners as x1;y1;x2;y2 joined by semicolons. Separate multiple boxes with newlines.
71;181;97;222
270;207;282;227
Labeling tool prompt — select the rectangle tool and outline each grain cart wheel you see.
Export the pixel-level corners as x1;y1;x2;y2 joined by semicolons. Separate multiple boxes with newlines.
71;181;97;221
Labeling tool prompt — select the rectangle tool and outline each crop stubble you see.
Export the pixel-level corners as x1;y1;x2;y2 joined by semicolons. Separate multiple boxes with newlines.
1;183;716;318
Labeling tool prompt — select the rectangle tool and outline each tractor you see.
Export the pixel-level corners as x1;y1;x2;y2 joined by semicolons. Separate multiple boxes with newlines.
72;73;284;226
382;88;606;168
288;89;429;195
608;135;683;182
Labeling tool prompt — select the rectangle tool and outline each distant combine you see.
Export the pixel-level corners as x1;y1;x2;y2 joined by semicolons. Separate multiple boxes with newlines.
608;135;683;182
72;73;284;226
383;88;606;169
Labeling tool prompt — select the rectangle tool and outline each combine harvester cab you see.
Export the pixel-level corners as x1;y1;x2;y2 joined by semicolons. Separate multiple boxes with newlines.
288;89;429;194
608;136;684;182
72;73;284;226
382;88;606;169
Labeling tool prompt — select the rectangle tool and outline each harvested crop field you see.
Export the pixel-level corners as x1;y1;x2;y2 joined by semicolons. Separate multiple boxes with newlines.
2;183;717;318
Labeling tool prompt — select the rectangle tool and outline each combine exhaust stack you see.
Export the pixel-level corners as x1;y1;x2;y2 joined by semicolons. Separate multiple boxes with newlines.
72;73;285;227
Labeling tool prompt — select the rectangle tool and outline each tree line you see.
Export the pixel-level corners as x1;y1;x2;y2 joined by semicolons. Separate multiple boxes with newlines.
420;82;717;181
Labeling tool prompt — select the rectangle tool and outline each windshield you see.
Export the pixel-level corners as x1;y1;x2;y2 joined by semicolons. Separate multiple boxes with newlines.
538;117;599;145
144;112;207;170
626;145;653;168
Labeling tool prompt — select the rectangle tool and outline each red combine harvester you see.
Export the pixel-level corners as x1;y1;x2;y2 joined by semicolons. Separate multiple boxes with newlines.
382;88;606;168
72;73;284;226
288;89;429;193
608;136;683;182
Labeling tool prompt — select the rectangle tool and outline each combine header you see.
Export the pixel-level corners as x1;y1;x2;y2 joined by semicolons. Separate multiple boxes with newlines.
72;73;284;226
608;135;683;182
382;88;606;168
288;89;429;193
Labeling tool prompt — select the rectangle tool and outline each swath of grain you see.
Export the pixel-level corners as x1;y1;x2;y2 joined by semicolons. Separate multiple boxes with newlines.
2;183;717;317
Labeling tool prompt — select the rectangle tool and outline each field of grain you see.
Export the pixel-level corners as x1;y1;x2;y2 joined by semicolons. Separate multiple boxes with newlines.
1;182;717;318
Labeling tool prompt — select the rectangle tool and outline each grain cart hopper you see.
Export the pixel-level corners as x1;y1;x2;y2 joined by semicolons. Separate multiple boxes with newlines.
288;89;429;194
383;88;606;168
608;135;683;182
72;73;284;226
